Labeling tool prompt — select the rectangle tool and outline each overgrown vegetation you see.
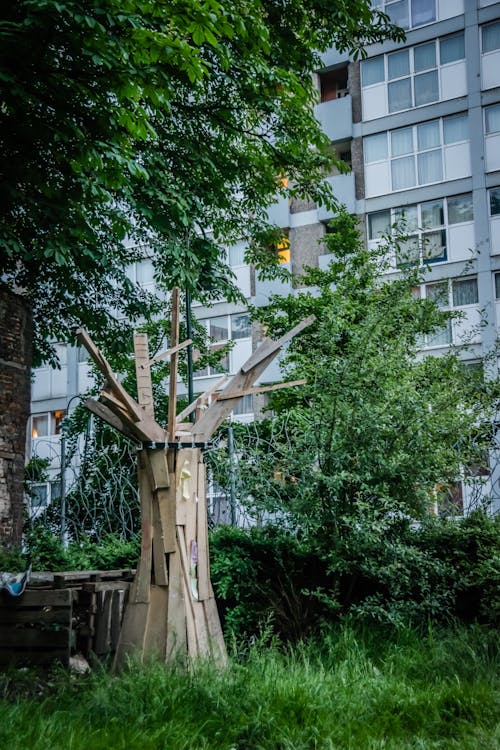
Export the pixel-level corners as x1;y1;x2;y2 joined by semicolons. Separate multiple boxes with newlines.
0;626;498;749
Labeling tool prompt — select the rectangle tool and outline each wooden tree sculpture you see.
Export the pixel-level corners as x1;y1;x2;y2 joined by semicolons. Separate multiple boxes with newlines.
77;289;314;668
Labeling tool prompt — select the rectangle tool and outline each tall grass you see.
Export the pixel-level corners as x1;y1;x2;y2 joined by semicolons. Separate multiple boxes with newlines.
0;626;498;750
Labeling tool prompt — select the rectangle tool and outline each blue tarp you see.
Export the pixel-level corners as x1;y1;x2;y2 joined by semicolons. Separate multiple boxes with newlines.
0;565;31;597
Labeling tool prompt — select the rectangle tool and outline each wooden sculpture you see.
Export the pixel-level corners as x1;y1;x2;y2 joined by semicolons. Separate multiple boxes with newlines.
77;289;314;668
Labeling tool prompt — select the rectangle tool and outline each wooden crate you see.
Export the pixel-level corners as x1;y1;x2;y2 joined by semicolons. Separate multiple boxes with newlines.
0;589;75;666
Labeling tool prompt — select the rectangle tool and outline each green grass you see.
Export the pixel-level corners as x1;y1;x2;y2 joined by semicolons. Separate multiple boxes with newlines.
0;626;498;750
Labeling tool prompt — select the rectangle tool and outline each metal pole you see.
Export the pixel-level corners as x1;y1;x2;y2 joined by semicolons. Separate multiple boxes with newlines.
227;424;237;526
60;429;67;546
185;284;195;420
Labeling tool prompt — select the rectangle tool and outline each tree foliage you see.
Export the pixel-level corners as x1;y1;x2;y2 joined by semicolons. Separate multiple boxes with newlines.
0;0;403;363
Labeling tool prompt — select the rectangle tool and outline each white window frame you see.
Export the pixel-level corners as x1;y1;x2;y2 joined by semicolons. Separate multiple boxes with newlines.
194;313;252;379
418;277;479;348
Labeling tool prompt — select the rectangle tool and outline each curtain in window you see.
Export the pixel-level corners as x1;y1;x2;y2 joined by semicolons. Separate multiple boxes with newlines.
490;189;500;216
440;33;465;64
444;114;468;143
452;279;478;306
388;49;410;79
361;56;385;86
388;0;409;30
482;22;500;54
364;133;388;162
411;0;435;28
368;211;391;239
414;71;439;106
392;156;416;190
418;150;442;184
448;194;473;224
426;282;448;306
485;105;500;134
421;200;444;228
414;42;436;71
392;127;413;155
422;230;446;261
388;78;412;112
417;120;440;150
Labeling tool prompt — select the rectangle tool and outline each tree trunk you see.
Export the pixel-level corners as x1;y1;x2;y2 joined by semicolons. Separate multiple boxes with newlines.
0;286;32;548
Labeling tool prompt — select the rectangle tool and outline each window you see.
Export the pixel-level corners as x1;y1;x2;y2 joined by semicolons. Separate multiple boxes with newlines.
232;394;253;416
195;313;251;378
362;33;464;114
452;278;478;306
276;235;290;263
229;244;246;266
365;114;469;191
231;314;251;340
31;410;66;439
490;188;500;216
482;21;500;53
494;272;500;299
485;104;500;134
368;194;473;266
318;66;348;102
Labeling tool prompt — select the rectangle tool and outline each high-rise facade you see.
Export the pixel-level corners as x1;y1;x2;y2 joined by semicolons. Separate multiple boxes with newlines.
29;0;500;516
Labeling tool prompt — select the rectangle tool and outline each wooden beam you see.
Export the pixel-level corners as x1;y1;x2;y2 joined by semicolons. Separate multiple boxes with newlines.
134;333;154;418
175;375;228;423
100;391;166;444
149;339;192;365
240;315;316;373
167;287;181;442
84;399;138;442
216;379;307;401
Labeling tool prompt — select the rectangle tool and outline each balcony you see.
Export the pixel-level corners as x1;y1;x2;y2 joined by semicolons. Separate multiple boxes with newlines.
315;95;352;143
317;173;356;221
266;195;290;228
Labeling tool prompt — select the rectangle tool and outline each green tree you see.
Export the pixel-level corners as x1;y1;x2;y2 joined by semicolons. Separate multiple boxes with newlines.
0;0;403;545
212;213;499;536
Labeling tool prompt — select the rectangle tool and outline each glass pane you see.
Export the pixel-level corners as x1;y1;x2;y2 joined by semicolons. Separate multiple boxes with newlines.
426;281;448;307
414;71;439;106
387;0;409;29
231;313;251;339
414;42;436;72
364;133;388;162
485;105;500;134
411;0;436;27
136;259;154;284
391;127;413;155
417;149;442;184
452;278;478;306
392;155;416;190
388;50;410;79
362;56;385;86
490;188;500;215
421;199;444;228
209;316;228;341
448;194;473;224
394;205;418;231
388;78;412;112
368;210;391;239
31;484;48;509
396;236;420;265
440;32;465;64
233;394;253;416
422;229;447;262
427;319;452;346
444;114;468;143
417;120;440;150
32;415;49;439
495;272;500;299
229;243;246;266
482;21;500;53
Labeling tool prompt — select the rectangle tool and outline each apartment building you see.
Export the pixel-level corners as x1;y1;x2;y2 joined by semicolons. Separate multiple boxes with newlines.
29;0;500;516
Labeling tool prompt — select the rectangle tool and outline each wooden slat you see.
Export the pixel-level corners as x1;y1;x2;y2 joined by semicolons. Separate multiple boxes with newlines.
134;452;154;603
0;607;71;625
151;495;169;586
196;460;210;602
110;590;125;652
175;376;228;423
240;315;316;374
144;584;168;657
176;527;199;659
134;333;155;418
149;339;192;365
217;379;307;401
84;399;139;441
95;590;113;655
165;541;187;662
113;601;150;669
146;449;175;554
0;589;73;607
203;592;227;666
100;391;166;444
82;581;131;593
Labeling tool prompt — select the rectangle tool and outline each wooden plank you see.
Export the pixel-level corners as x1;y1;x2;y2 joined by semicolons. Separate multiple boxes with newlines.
175;376;228;423
0;607;71;625
134;333;155;418
0;626;71;649
203;588;227;667
100;391;166;444
144;584;168;657
151;494;169;586
82;581;131;593
176;527;199;659
192;600;210;658
134;453;154;603
109;589;125;652
165;543;187;662
240;315;316;373
217;379;307;401
95;589;113;655
84;399;139;441
0;589;73;607
196;460;210;602
113;601;150;668
167;287;181;444
149;339;192;365
146;449;175;554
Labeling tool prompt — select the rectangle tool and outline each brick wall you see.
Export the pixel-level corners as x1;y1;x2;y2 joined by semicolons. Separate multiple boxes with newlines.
0;286;32;547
